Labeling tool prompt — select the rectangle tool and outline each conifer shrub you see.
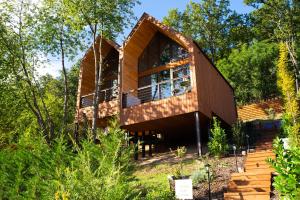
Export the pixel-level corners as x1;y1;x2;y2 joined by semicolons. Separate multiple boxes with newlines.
0;119;139;200
208;117;229;157
232;120;245;151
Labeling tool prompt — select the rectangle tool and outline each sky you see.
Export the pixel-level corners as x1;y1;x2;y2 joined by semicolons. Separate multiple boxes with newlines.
40;0;254;77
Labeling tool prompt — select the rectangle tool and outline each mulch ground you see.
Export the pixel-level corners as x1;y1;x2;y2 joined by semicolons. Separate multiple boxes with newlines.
192;155;244;200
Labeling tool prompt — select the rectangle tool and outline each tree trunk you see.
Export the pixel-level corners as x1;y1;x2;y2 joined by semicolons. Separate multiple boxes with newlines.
91;28;104;142
60;34;68;126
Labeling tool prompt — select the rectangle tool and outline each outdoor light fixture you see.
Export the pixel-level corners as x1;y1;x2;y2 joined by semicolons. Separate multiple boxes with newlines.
246;134;250;153
205;164;212;200
233;144;238;172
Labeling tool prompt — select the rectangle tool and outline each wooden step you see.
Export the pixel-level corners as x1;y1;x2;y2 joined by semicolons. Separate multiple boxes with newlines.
228;180;270;187
247;152;275;158
245;162;271;168
224;192;270;200
228;185;271;193
256;146;273;150
245;168;274;173
246;156;274;162
231;171;271;177
230;175;271;181
245;166;273;171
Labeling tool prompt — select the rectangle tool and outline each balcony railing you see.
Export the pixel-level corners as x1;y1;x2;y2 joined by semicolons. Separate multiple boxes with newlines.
80;87;118;108
122;75;191;108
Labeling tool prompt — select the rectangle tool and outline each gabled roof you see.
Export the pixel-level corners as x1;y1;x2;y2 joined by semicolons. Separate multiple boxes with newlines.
237;98;283;122
123;12;234;91
81;36;120;64
123;12;194;53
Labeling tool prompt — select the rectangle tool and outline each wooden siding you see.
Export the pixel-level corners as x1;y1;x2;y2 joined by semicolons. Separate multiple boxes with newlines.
193;42;237;125
77;99;119;121
120;13;199;125
121;92;198;126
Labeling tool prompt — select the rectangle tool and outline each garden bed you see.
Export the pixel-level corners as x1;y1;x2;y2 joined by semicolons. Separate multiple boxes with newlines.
134;150;244;199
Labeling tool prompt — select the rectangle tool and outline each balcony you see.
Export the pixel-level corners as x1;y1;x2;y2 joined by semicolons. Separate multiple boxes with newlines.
122;64;191;108
80;87;119;108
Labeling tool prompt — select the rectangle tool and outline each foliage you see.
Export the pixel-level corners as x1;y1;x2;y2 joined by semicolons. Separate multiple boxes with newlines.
163;0;252;62
172;146;187;178
63;0;138;137
245;0;300;92
0;120;139;199
143;188;174;200
277;42;300;146
208;117;229;157
217;40;279;104
268;138;300;199
190;168;207;186
231;120;245;151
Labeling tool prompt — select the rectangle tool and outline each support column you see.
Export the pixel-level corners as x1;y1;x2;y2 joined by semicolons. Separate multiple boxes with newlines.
149;131;153;157
142;131;146;158
194;112;202;156
134;132;138;160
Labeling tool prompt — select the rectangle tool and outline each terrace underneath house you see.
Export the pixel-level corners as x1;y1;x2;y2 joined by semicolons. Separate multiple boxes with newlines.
120;13;237;159
75;37;121;128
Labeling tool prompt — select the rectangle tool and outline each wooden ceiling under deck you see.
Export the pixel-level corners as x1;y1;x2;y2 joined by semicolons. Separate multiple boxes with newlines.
121;111;208;134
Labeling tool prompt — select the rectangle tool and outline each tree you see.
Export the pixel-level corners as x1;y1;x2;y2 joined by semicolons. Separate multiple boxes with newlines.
217;40;279;104
163;0;252;62
245;0;300;93
277;42;299;146
35;0;85;126
63;0;138;141
0;0;55;142
208;117;229;157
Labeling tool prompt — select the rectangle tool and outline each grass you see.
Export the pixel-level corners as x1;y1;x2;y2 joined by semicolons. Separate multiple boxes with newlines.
133;158;200;192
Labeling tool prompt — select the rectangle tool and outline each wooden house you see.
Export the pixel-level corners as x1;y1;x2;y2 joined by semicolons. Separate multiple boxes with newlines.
75;13;237;158
75;37;121;128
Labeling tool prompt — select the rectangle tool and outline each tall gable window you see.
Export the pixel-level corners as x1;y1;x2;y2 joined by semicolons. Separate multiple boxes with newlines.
138;32;189;72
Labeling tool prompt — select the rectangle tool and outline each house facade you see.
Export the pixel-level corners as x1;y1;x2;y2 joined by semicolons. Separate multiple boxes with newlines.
75;13;237;158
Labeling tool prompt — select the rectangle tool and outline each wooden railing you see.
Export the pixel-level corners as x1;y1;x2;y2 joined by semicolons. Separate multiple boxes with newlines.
80;87;118;108
122;65;191;108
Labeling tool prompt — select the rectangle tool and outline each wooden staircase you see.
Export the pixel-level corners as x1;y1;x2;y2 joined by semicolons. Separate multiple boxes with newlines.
224;133;276;200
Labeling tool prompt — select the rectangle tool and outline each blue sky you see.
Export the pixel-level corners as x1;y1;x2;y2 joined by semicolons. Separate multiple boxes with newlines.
41;0;254;77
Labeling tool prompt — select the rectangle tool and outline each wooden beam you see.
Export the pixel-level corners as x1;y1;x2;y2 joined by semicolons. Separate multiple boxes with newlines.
138;58;189;78
142;131;145;158
134;131;138;160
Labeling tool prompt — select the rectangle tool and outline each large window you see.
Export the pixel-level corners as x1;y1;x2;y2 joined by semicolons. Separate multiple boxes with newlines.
138;32;189;72
136;64;191;103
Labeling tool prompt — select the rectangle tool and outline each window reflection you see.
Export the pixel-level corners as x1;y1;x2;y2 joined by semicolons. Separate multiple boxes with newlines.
137;64;191;103
138;32;189;72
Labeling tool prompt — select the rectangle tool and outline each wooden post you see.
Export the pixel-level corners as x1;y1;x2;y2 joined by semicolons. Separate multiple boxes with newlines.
142;131;146;158
194;112;202;156
149;132;152;157
134;132;138;160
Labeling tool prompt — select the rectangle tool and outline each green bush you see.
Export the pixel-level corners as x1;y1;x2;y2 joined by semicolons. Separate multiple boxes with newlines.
232;120;245;151
268;138;300;199
208;117;229;157
190;168;207;186
0;120;139;200
173;146;187;178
